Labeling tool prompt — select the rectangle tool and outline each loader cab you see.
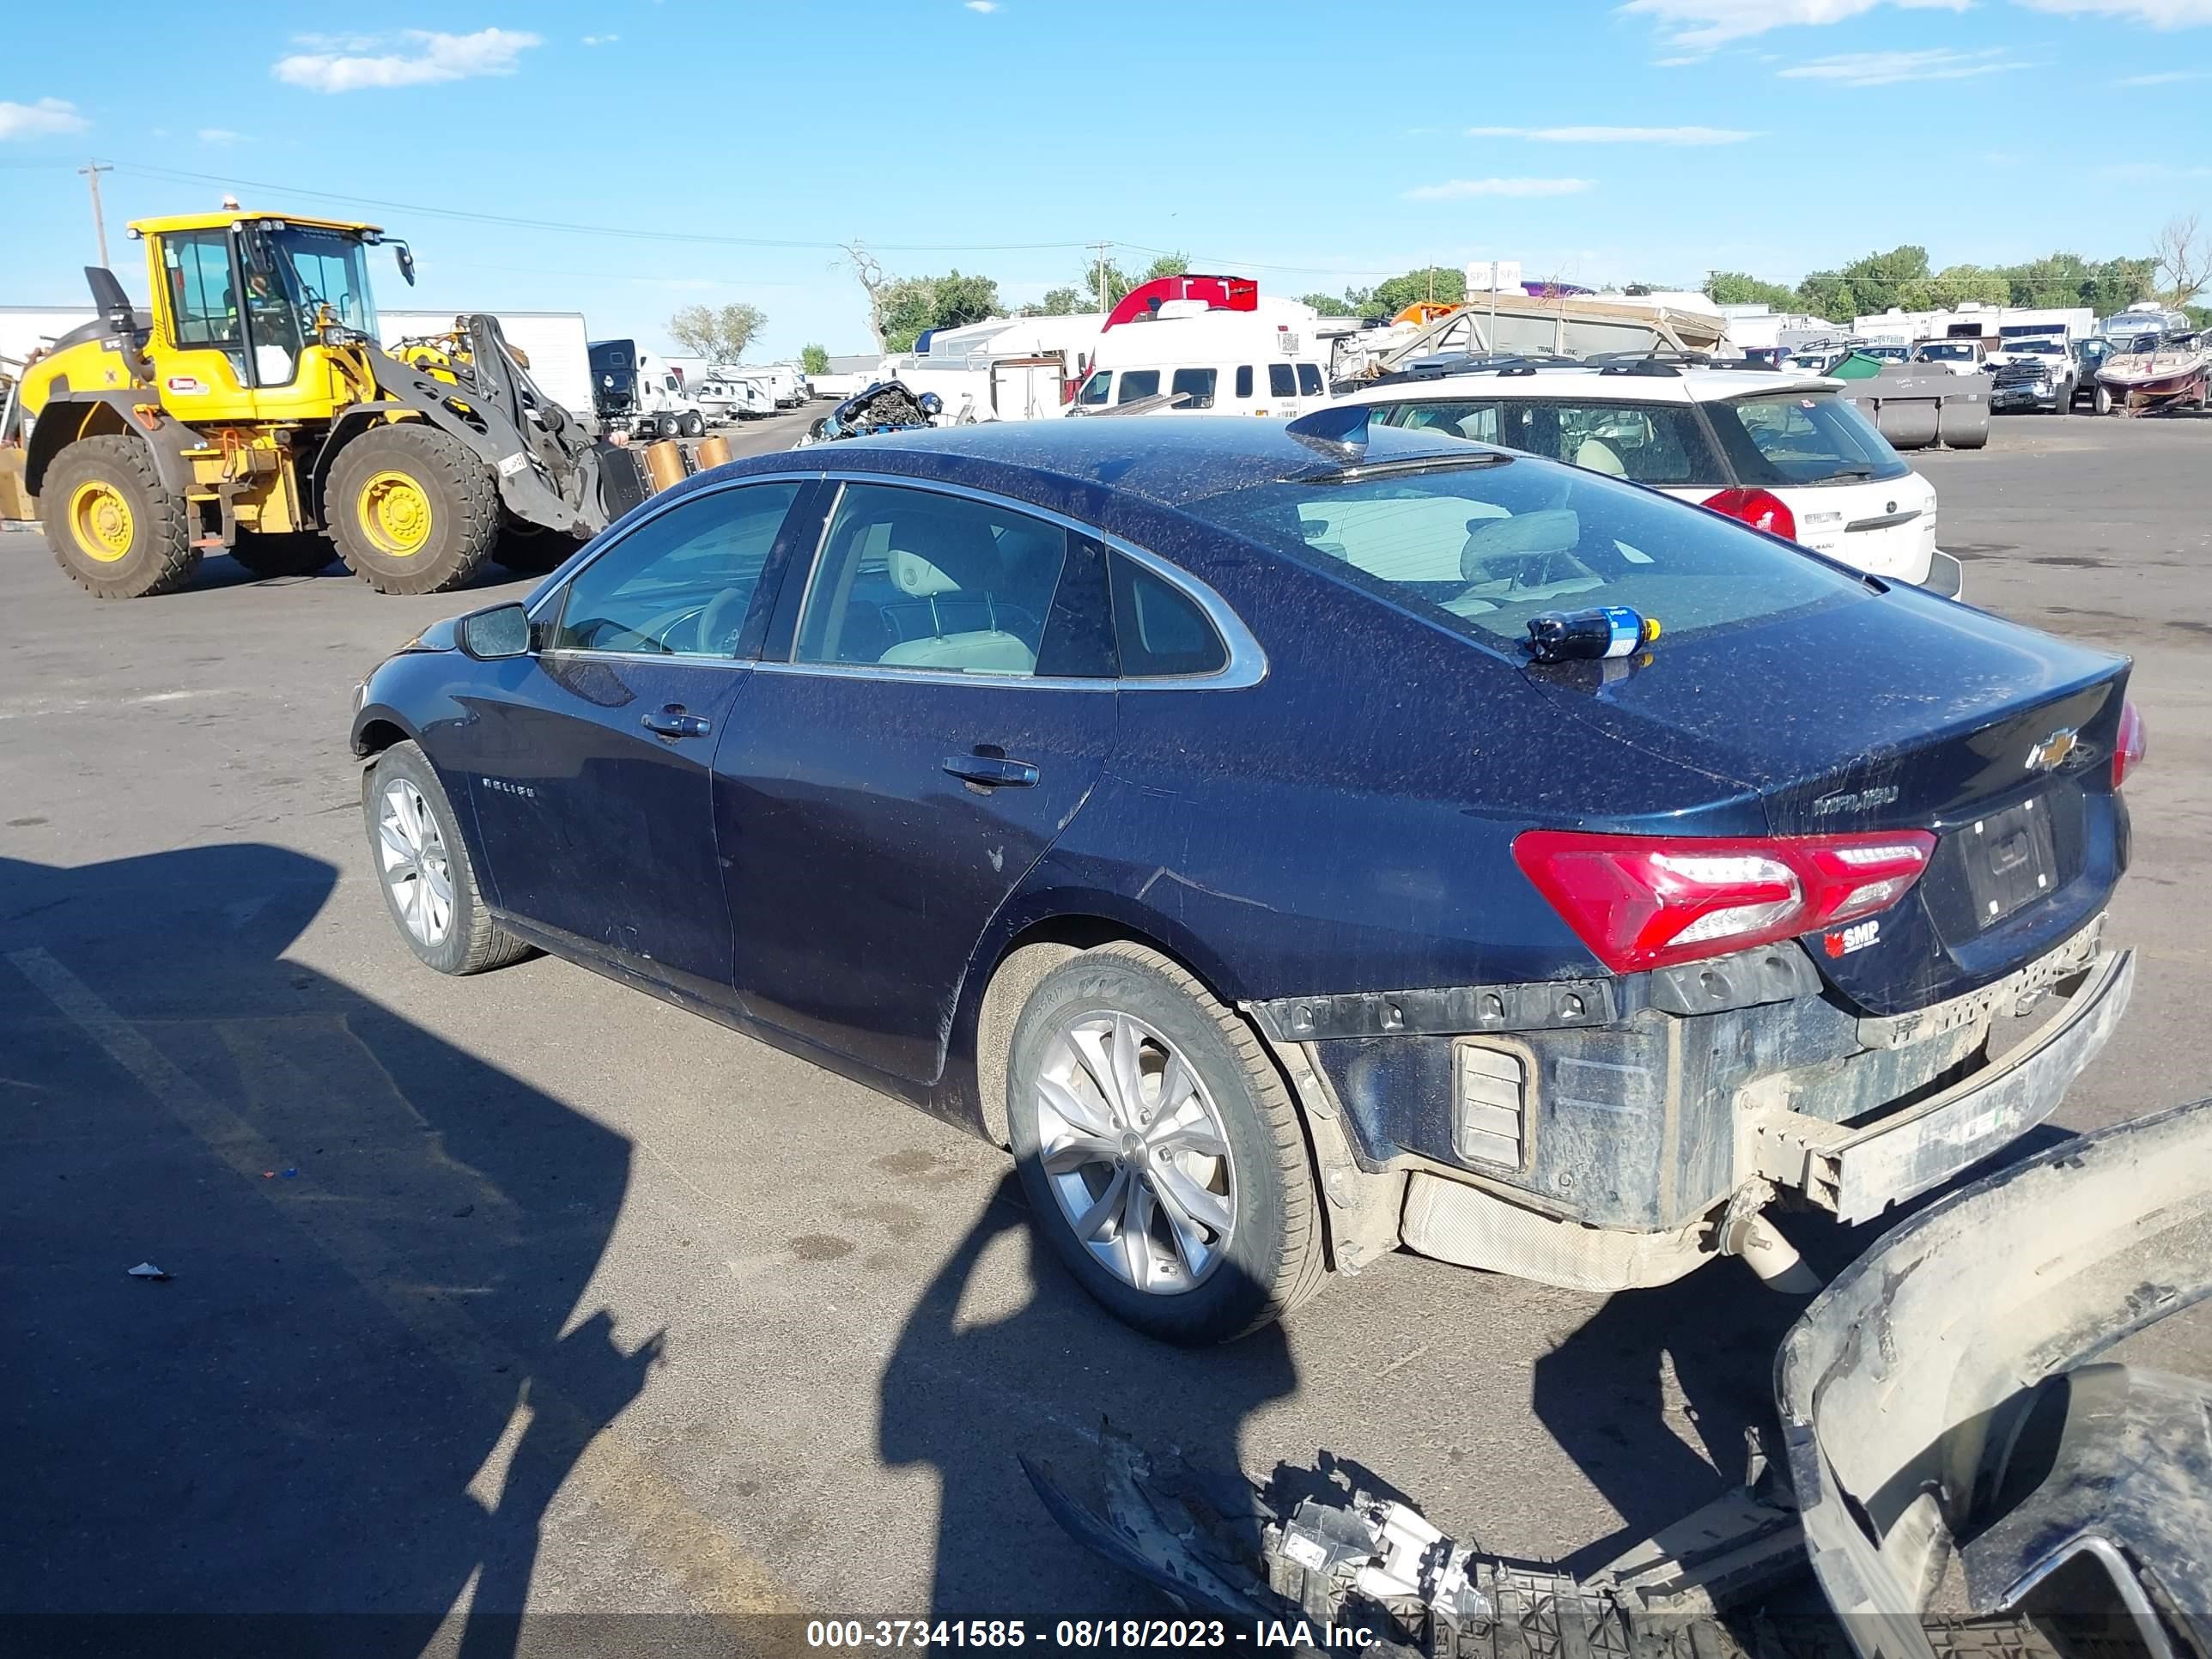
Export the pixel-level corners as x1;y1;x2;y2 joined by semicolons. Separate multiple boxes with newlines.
137;211;396;422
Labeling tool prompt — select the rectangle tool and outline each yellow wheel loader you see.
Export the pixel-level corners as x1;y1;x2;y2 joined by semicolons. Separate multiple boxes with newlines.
11;210;611;598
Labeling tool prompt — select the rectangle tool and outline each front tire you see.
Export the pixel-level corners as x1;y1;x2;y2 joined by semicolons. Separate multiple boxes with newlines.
39;434;199;599
228;528;337;578
364;741;531;976
1006;943;1327;1344
327;422;498;595
2094;383;2115;416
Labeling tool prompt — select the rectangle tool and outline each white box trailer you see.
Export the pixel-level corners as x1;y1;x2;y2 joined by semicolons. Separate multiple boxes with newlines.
380;309;594;423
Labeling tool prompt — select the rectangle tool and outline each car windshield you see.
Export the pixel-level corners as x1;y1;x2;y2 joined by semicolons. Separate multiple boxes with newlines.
1707;392;1909;487
1182;457;1867;653
269;227;377;336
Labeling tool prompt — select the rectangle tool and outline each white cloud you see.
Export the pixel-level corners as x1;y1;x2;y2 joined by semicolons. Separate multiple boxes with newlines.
272;27;541;93
0;97;89;140
1779;46;2035;82
581;33;619;46
2018;0;2212;21
965;1;1000;10
1620;0;1969;49
1404;177;1595;200
197;127;246;144
2114;66;2210;80
1466;123;1757;143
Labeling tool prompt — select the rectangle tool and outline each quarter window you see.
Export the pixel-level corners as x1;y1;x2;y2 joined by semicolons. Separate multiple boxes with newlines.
1110;554;1228;678
795;484;1073;678
1170;367;1218;409
551;482;800;656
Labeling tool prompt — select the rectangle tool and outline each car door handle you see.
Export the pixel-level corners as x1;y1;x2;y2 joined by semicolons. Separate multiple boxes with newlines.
942;754;1039;788
641;706;712;739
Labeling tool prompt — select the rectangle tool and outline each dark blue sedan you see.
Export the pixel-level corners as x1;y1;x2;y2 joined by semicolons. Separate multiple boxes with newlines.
351;414;2142;1343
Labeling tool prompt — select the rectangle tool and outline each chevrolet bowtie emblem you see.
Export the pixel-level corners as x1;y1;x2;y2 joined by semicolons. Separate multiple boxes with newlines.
2026;728;2080;772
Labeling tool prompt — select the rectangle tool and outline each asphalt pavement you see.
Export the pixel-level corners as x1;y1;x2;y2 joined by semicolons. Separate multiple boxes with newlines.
1;406;2205;1649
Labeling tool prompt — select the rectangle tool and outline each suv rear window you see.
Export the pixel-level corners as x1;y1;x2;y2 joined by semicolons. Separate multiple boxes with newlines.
1706;392;1907;487
1182;458;1865;653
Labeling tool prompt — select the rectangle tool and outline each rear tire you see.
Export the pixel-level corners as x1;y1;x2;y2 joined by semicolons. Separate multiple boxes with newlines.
363;741;532;976
678;412;705;438
39;434;199;599
327;422;498;596
1006;942;1328;1345
2094;384;2114;416
228;528;337;578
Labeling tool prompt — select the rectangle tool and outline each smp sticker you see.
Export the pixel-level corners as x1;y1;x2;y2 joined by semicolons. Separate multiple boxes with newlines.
1825;920;1881;957
164;375;207;395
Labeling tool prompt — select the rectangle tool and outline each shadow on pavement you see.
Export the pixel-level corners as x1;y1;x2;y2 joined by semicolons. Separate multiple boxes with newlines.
0;845;653;1656
880;1178;1298;1620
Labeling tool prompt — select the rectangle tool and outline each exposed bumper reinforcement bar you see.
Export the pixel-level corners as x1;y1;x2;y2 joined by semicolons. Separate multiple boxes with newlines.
1747;946;2132;1224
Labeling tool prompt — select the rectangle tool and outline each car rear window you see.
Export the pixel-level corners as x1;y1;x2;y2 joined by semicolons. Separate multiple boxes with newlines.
1705;392;1908;487
1182;458;1866;653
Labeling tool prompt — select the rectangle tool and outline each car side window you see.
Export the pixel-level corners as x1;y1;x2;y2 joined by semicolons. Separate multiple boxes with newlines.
1512;401;1719;487
1268;363;1297;398
1384;399;1504;443
794;484;1075;678
1109;553;1228;678
1235;365;1254;398
1297;363;1325;397
1118;369;1162;403
1170;367;1218;409
550;481;800;658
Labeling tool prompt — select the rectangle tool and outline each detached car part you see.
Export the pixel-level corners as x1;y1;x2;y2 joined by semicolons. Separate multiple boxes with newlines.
1028;1097;2212;1656
796;380;940;445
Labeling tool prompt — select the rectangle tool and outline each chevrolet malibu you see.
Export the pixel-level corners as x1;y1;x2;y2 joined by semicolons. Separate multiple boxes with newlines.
350;413;2142;1344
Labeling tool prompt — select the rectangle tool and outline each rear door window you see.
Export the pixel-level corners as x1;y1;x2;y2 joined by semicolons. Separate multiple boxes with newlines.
1499;400;1719;486
1708;392;1908;486
1170;368;1218;409
1118;369;1161;403
1374;399;1504;443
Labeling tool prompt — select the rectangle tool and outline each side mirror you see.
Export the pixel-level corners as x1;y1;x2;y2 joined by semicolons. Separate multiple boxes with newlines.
394;243;416;287
459;602;532;660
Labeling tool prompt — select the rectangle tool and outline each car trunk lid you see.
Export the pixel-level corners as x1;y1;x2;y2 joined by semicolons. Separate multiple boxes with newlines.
1522;588;2131;1012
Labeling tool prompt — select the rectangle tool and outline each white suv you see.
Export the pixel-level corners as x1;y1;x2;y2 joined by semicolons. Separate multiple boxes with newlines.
1331;360;1958;593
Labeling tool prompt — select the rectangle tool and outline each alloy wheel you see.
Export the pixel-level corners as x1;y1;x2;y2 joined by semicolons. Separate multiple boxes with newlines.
377;778;454;945
1034;1012;1237;1294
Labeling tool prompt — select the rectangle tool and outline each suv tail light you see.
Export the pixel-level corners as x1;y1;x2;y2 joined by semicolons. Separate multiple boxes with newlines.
1512;830;1938;974
2113;699;2146;788
1703;487;1797;542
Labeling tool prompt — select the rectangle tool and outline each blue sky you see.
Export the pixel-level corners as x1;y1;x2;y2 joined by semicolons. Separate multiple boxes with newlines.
4;0;2210;359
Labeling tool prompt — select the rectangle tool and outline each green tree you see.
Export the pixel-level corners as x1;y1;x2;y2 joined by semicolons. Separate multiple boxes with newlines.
1922;264;2010;308
667;301;768;362
874;268;1006;352
1704;270;1799;309
1020;286;1091;317
1793;270;1859;324
1080;251;1194;309
1369;265;1468;319
1832;246;1929;315
799;343;830;375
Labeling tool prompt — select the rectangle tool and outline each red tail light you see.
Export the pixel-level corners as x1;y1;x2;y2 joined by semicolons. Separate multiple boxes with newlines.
1703;487;1797;542
2112;700;2146;788
1512;830;1938;974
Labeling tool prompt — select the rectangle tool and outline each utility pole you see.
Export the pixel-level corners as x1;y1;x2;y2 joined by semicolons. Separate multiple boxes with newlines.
79;161;113;270
1091;241;1112;313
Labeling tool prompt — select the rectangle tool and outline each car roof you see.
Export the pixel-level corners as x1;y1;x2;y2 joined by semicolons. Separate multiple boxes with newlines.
719;416;1496;513
1340;365;1837;405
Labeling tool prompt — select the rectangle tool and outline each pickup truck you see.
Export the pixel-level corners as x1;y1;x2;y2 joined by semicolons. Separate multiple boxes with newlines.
1988;336;2080;413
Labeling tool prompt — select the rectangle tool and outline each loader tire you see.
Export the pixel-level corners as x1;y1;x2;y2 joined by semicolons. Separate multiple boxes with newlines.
39;434;200;599
327;422;498;596
228;529;336;579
